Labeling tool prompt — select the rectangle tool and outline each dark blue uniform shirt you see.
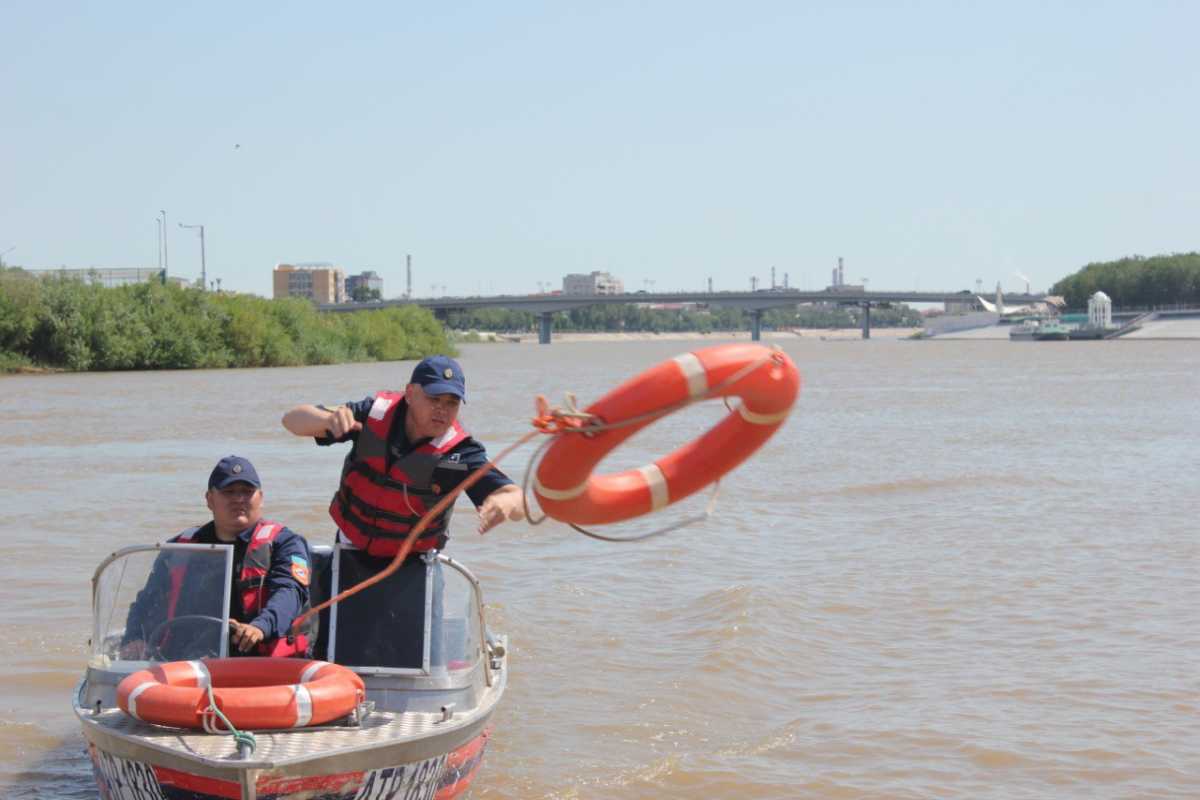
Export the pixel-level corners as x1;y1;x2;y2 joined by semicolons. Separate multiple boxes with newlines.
316;396;514;507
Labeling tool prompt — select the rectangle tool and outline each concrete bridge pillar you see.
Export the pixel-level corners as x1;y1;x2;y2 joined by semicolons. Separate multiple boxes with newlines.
750;309;763;341
861;302;871;339
538;312;553;344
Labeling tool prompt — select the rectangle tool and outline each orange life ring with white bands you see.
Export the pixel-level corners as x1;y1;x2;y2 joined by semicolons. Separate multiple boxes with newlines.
117;657;365;731
533;343;800;526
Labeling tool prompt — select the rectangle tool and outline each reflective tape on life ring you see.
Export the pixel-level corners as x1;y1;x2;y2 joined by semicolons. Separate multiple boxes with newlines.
116;657;364;731
533;343;800;525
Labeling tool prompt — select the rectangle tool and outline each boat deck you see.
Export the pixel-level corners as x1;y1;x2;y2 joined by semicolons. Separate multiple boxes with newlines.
82;704;474;766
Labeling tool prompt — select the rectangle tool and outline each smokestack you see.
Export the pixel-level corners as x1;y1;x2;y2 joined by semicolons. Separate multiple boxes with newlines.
771;266;776;290
406;254;412;298
707;276;713;293
837;257;844;287
784;272;789;289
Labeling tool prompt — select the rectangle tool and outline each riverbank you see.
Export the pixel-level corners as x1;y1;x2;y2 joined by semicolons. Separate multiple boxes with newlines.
0;273;456;373
459;327;922;343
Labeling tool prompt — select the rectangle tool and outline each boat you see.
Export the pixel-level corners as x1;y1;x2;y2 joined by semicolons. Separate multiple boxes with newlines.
1032;320;1073;341
75;542;507;800
1008;317;1043;340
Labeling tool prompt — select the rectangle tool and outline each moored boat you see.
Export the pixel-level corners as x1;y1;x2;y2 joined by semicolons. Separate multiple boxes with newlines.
1008;317;1042;340
1032;320;1073;340
75;542;506;800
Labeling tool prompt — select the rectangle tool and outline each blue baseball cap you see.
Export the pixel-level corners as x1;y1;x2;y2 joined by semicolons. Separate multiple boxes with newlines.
208;455;262;490
410;355;466;401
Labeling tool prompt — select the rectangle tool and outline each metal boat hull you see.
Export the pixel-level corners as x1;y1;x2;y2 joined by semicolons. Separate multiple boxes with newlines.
78;675;501;800
84;733;488;800
79;547;507;800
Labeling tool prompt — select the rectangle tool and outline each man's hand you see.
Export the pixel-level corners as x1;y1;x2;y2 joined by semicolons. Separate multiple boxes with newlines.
477;484;526;534
282;404;362;438
325;405;362;439
229;621;266;653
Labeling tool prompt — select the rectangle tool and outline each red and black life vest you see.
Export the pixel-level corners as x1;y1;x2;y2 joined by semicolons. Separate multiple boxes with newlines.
170;520;314;658
328;391;470;557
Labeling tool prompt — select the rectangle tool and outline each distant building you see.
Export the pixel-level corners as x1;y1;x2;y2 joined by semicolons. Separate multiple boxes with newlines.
273;263;346;304
22;266;191;288
563;270;624;295
346;270;384;300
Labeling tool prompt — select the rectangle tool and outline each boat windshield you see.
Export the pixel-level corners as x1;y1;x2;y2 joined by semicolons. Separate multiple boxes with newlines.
90;544;233;667
328;550;485;675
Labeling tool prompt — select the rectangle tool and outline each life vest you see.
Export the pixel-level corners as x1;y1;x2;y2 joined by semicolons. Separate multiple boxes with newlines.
168;520;314;658
328;391;470;557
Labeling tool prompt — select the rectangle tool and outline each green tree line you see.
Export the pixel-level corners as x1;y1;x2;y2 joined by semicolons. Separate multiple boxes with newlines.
445;301;921;334
1050;252;1200;309
0;268;453;373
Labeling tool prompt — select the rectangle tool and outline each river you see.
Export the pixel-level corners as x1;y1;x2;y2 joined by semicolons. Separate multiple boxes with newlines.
1;337;1197;799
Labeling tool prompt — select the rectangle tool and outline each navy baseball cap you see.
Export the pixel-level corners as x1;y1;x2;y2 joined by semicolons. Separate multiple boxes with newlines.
410;355;466;401
208;456;262;490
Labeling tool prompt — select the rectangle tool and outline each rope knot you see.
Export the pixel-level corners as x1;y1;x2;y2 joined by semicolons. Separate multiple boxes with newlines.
532;394;599;434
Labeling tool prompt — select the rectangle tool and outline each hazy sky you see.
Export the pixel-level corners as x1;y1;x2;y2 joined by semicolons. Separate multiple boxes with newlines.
4;2;1198;298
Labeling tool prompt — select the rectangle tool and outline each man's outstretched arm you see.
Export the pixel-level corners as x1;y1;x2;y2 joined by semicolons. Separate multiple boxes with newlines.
282;404;362;439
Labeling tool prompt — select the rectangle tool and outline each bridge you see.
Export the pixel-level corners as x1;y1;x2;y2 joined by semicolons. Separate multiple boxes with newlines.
319;288;1046;343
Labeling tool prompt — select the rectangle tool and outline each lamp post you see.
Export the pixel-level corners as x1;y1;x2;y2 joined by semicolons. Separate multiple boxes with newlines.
155;218;162;270
179;222;206;290
0;246;14;269
158;210;169;283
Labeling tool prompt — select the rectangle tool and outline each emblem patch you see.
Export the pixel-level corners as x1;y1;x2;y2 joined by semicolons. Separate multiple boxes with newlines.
290;555;310;585
443;367;454;378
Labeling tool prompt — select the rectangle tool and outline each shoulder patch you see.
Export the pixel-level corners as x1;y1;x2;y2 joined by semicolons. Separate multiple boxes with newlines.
290;554;310;586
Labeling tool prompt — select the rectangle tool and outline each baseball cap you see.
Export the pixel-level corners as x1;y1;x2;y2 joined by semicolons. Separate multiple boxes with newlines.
410;355;466;401
208;455;262;490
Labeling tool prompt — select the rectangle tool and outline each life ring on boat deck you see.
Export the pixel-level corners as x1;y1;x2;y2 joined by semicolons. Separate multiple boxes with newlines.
533;343;800;526
116;658;365;731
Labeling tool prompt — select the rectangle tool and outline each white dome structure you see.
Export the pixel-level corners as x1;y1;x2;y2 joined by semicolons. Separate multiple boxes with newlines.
1088;291;1112;329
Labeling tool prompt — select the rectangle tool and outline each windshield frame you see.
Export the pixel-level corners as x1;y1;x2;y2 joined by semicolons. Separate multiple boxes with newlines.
91;542;234;662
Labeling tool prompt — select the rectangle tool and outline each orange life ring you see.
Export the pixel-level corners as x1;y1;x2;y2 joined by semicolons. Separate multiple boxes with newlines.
533;343;800;525
117;657;365;731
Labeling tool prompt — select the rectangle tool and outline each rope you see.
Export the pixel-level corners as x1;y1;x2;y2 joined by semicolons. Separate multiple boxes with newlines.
200;684;256;754
291;428;543;631
289;345;785;628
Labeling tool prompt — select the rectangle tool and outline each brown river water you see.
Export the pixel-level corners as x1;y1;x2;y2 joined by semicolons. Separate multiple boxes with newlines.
1;337;1197;799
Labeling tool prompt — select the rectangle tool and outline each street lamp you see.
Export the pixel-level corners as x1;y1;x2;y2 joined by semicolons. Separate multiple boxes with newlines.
179;222;206;290
159;210;169;282
0;246;14;269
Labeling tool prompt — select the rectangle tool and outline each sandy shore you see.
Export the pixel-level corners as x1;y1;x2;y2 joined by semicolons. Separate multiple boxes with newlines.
462;328;922;343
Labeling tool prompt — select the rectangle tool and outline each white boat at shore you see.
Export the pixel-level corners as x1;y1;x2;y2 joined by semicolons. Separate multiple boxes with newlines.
75;542;506;800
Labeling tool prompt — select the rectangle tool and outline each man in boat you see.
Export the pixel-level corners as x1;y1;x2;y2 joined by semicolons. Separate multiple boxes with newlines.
120;456;316;660
281;355;525;558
